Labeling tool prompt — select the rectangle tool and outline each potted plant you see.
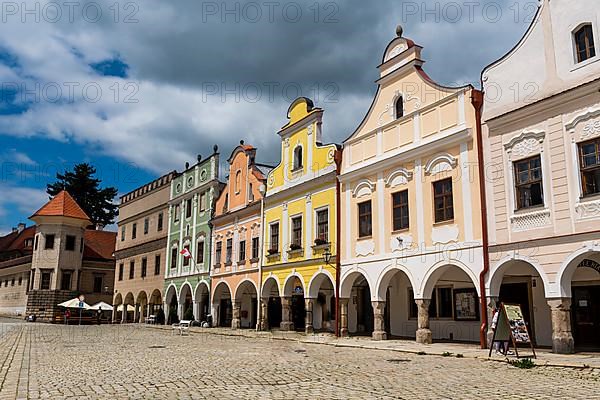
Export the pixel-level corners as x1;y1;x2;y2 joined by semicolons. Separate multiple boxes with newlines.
289;243;302;251
314;237;327;246
267;248;279;256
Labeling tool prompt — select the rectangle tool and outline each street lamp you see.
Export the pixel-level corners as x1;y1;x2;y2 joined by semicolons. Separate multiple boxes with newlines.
323;247;333;265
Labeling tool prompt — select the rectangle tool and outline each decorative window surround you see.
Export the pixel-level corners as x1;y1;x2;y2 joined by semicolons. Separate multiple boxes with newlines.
385;168;413;187
352;180;375;198
510;208;551;232
575;198;600;220
424;153;457;175
431;224;459;244
355;239;375;257
504;130;545;161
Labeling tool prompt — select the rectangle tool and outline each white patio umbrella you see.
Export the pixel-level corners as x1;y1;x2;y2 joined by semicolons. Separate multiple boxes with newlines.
88;302;113;311
58;298;91;309
117;304;135;312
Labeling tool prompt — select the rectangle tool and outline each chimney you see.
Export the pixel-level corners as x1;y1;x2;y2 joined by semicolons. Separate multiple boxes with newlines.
95;224;104;231
17;223;25;233
11;227;17;233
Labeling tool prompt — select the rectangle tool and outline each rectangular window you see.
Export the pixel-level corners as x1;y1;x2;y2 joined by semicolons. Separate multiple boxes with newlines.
118;263;124;281
18;277;22;286
93;276;103;293
579;138;600;197
154;254;161;275
433;178;454;222
408;289;418;319
252;237;259;259
132;223;137;240
270;223;279;253
60;271;71;290
316;209;328;242
44;234;55;250
199;192;206;212
226;239;233;263
11;278;14;286
183;244;190;267
291;216;302;247
157;212;164;231
171;248;178;269
40;271;51;290
80;237;83;253
174;205;180;222
121;226;125;242
392;190;409;231
65;235;76;251
141;258;147;277
186;198;192;219
215;241;222;265
239;240;246;262
437;287;453;318
144;218;149;234
575;24;596;63
358;201;372;238
129;261;135;279
514;156;543;210
197;241;204;264
34;235;38;250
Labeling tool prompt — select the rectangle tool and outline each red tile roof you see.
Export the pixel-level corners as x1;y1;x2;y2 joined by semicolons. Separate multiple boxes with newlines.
7;226;36;251
31;190;90;221
83;230;116;260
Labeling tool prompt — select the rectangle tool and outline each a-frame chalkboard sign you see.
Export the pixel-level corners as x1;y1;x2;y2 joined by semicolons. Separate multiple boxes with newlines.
488;303;536;359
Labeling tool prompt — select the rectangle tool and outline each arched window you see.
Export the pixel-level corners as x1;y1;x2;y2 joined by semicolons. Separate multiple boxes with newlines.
235;170;241;193
395;96;404;119
293;146;303;170
574;24;596;63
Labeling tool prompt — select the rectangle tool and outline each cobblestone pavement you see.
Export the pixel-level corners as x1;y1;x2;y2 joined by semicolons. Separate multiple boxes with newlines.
0;321;599;399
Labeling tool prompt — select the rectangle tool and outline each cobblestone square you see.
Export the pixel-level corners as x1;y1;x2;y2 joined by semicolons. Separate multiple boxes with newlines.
0;320;599;399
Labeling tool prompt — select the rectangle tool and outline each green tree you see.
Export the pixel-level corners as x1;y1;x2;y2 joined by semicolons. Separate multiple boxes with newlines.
47;163;118;227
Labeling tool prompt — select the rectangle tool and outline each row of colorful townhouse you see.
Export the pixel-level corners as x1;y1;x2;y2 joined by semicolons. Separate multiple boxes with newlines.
112;0;600;354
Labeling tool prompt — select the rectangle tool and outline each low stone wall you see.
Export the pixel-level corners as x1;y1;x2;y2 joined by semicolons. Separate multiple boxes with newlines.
26;290;77;322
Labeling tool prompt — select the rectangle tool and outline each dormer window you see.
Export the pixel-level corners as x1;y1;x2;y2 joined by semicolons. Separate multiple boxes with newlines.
395;96;404;119
574;24;596;63
293;146;303;171
235;170;242;194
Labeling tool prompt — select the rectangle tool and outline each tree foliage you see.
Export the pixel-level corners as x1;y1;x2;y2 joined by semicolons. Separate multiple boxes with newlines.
47;163;118;227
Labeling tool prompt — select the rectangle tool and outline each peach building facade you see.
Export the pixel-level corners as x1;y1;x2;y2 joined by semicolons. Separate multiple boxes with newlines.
482;0;600;353
339;28;485;342
210;142;269;329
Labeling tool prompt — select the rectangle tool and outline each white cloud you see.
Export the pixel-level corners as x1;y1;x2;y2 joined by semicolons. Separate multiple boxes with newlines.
0;184;48;222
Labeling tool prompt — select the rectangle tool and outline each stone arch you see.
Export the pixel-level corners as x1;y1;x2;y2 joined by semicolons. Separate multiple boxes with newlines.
212;280;233;304
340;268;373;299
234;279;258;302
113;293;123;306
283;272;306;297
194;280;210;322
149;289;162;306
212;280;233;327
487;255;551;298
165;284;179;324
179;282;194;319
420;260;480;300
124;292;135;305
261;276;282;330
556;244;600;298
307;270;336;299
136;291;148;322
375;263;417;301
261;275;280;298
234;279;259;329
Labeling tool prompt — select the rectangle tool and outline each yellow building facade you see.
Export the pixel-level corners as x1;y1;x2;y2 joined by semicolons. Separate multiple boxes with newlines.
260;97;340;333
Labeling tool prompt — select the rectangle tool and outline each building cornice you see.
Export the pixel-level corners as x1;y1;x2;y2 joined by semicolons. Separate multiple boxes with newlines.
114;237;167;261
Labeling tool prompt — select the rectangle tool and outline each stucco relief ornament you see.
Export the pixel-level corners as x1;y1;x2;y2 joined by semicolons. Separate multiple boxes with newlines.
284;138;290;148
582;120;600;139
326;148;335;164
307;124;313;135
268;174;275;187
282;202;288;211
378;104;391;126
511;138;540;158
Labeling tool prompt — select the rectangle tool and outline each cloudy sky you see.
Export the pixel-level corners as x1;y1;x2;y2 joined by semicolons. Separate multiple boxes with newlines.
0;0;536;233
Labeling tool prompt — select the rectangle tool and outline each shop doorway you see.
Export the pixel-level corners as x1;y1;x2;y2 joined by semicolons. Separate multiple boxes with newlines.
572;286;600;350
499;282;536;345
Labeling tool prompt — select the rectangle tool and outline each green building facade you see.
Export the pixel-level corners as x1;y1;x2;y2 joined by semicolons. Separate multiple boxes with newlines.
164;146;222;323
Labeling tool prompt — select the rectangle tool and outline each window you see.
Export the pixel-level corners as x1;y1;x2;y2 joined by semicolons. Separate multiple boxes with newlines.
34;235;38;250
579;138;600;196
40;271;51;290
144;218;149;234
249;184;254;202
392;190;409;231
18;276;22;286
252;237;259;259
80;237;83;253
291;216;302;247
215;241;222;264
186;198;192;219
132;223;137;240
223;194;229;213
428;287;453;319
358;201;372;238
129;261;135;279
121;226;125;242
575;24;596;63
433;178;454;222
199;192;207;212
174;205;180;222
514;156;544;209
118;263;124;281
395;95;403;119
65;235;76;251
157;212;164;231
93;276;103;293
235;170;242;193
316;209;329;242
239;240;246;261
183;244;191;267
197;240;204;263
171;247;178;269
11;278;14;286
270;223;279;252
60;271;71;290
226;239;233;263
293;146;303;170
44;234;55;250
141;258;147;277
154;254;161;276
24;238;33;247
